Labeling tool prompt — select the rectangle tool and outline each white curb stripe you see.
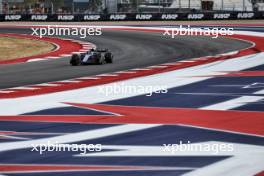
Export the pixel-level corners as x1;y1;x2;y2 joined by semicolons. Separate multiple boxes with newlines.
148;65;168;68
161;63;182;66
98;74;119;77
77;77;100;80
56;80;82;83
27;58;46;62
131;68;151;71
0;90;15;94
116;71;137;74
60;54;72;57
8;87;40;90
44;56;60;59
35;83;61;87
179;60;196;63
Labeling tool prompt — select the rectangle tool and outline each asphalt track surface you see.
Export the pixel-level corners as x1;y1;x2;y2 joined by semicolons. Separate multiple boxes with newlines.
0;27;251;89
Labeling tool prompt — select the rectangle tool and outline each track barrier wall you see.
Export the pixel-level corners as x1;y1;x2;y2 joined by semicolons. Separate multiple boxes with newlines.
0;12;263;22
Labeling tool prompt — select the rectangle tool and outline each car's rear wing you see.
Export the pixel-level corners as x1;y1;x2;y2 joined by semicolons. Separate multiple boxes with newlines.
96;48;109;52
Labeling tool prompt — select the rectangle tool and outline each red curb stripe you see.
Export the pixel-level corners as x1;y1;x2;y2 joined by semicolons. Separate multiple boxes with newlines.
255;171;264;176
0;164;154;173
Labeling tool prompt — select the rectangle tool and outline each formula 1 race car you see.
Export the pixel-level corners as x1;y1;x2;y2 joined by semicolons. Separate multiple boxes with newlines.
70;49;113;66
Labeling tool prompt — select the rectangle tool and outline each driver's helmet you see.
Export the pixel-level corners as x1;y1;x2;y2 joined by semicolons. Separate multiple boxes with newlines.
87;49;94;54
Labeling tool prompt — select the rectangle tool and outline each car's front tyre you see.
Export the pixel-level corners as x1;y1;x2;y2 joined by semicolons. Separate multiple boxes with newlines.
70;54;81;66
105;52;113;63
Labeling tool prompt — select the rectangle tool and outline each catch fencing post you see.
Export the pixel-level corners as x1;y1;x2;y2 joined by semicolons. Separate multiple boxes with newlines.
179;0;181;10
0;0;2;14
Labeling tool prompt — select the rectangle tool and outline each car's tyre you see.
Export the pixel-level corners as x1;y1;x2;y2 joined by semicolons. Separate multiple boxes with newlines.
105;52;113;63
70;54;81;66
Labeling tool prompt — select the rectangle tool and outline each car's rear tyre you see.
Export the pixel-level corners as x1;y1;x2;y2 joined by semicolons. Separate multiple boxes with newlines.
105;52;113;63
70;54;81;66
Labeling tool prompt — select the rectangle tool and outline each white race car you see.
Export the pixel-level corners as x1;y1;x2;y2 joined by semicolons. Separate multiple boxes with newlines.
70;49;113;66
